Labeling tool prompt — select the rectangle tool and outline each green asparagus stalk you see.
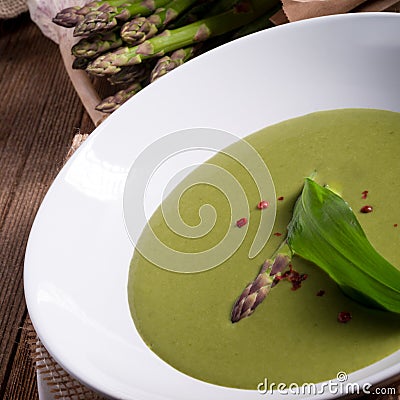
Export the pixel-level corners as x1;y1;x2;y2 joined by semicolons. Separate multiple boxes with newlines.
107;63;152;85
53;5;86;28
150;46;195;81
168;0;246;29
87;0;279;76
167;0;216;28
231;249;292;323
169;0;281;29
120;17;159;46
53;0;139;28
120;0;198;45
74;0;173;37
72;31;123;58
95;82;142;112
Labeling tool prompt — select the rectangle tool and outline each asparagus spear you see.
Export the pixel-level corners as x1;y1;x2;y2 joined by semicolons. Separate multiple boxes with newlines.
231;246;291;323
95;82;142;112
106;47;194;106
120;0;198;45
87;0;279;75
53;0;139;28
167;0;245;29
107;47;192;106
107;63;152;85
74;0;173;37
167;0;216;28
120;17;158;46
72;31;123;59
150;46;195;81
53;5;86;28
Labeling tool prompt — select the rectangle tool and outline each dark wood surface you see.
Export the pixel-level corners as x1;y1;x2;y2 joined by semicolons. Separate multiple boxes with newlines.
0;10;399;400
0;13;95;399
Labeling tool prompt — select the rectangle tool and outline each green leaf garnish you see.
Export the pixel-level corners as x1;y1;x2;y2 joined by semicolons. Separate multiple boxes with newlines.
287;178;400;313
231;178;400;323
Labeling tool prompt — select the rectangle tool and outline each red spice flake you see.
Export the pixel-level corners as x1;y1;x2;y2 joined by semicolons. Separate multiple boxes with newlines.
274;264;308;291
360;205;373;214
361;190;369;199
277;196;284;201
290;272;308;291
394;224;398;228
257;200;269;210
273;232;282;237
316;290;325;297
236;217;247;228
337;311;352;323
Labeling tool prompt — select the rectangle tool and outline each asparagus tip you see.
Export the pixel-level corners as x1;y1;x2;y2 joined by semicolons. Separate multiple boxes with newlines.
230;253;291;323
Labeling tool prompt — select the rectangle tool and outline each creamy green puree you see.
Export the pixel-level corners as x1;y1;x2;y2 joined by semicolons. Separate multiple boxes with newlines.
128;109;400;389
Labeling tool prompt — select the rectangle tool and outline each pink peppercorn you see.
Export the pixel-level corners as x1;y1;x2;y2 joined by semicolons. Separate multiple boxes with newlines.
338;311;352;323
236;217;247;228
257;200;269;209
360;205;373;214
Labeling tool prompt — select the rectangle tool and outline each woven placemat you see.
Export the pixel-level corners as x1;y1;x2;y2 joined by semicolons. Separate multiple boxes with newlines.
26;317;105;399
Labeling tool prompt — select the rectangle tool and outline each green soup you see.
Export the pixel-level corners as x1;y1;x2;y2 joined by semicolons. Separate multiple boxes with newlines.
128;109;400;389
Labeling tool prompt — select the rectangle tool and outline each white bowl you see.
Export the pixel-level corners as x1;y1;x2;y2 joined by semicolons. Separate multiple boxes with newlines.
25;13;400;400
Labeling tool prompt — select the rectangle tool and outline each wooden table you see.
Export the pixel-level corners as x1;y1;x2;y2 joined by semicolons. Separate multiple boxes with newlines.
0;11;398;400
0;13;95;399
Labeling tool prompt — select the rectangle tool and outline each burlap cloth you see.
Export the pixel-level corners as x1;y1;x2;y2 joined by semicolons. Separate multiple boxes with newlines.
0;0;28;18
24;1;400;399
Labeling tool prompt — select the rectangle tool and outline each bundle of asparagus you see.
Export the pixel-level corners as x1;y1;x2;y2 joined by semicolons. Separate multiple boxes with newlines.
53;0;280;113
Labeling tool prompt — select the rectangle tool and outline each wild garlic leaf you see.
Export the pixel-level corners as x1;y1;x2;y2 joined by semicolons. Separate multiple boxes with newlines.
287;178;400;313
